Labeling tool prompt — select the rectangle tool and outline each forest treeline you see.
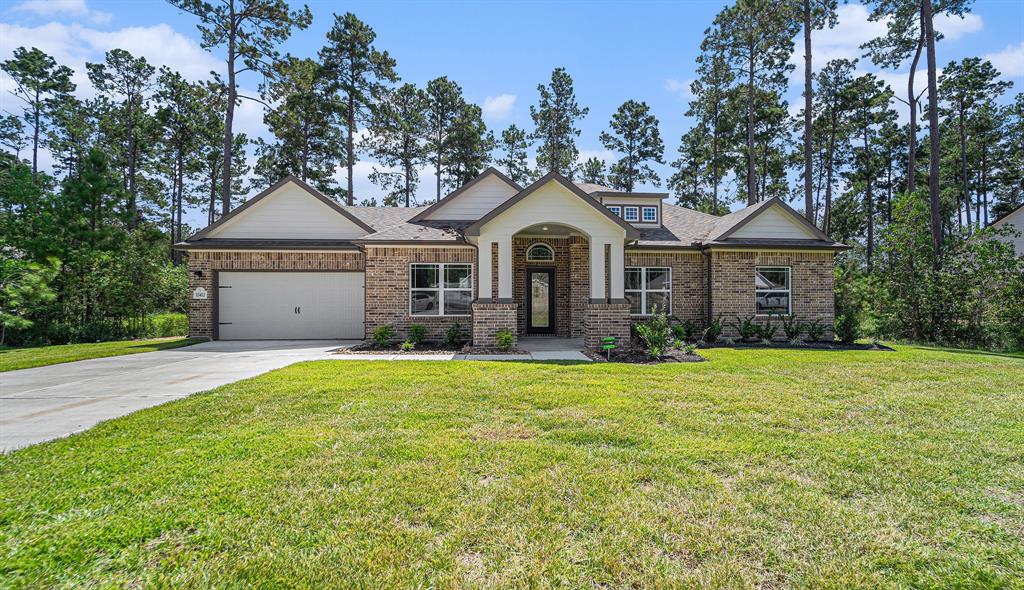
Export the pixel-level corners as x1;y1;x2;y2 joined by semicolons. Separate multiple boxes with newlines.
1;0;1021;349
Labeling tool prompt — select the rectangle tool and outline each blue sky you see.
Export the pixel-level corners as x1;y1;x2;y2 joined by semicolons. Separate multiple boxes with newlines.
1;0;1022;225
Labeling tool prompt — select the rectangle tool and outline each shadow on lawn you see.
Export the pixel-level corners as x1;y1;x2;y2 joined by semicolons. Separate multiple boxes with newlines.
909;344;1024;361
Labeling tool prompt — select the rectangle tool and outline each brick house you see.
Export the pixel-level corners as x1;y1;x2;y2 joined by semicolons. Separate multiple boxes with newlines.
176;169;847;348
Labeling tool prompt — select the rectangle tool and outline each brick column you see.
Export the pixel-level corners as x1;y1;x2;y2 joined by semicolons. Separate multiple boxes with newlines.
187;257;213;340
583;301;631;350
569;238;589;338
472;302;518;347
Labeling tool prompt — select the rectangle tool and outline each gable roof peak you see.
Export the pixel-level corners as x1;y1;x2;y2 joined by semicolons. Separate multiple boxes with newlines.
408;166;522;222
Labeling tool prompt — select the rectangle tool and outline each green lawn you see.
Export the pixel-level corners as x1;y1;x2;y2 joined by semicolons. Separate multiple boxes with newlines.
1;347;1022;588
0;337;197;372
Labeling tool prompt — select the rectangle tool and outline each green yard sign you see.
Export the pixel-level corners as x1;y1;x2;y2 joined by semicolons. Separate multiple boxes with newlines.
601;336;616;360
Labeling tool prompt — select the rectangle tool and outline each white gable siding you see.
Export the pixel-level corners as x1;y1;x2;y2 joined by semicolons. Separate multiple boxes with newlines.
209;183;368;239
478;181;626;240
730;204;818;240
992;208;1023;255
422;174;519;220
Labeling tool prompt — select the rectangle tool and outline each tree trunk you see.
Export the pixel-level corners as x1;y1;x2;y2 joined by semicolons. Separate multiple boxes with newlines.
435;121;443;202
864;128;874;274
126;92;138;230
958;106;971;233
711;107;720;213
803;0;814;221
922;0;942;258
346;93;355;205
31;94;40;180
209;165;217;225
981;146;989;226
823;123;836;236
906;32;924;193
221;5;237;218
746;51;757;205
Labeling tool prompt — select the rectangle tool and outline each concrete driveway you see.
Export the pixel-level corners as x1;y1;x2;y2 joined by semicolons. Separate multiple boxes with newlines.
0;340;352;452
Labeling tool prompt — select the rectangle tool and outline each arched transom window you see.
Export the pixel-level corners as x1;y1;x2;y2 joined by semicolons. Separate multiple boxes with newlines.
526;243;554;262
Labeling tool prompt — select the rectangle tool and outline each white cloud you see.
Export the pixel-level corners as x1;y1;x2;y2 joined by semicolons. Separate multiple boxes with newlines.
985;41;1024;77
664;78;694;101
797;4;888;70
934;12;983;42
577;149;615;165
10;0;111;25
481;94;516;121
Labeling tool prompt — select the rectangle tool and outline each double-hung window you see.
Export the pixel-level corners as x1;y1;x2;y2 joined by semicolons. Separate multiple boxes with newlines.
625;267;671;315
410;263;473;316
607;205;622;217
642;206;658;222
624;206;640;222
755;266;790;315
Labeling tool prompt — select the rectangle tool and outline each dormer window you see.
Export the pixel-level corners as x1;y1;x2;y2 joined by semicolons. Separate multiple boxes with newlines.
526;243;554;262
624;206;639;222
607;205;621;217
642;206;658;223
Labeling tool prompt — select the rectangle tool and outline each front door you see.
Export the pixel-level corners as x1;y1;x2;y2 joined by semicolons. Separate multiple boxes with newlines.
526;268;555;334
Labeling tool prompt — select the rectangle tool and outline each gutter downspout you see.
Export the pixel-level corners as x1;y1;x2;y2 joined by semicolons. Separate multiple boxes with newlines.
699;246;713;328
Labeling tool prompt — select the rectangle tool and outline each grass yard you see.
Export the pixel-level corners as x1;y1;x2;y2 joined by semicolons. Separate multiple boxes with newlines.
1;347;1022;588
0;337;197;372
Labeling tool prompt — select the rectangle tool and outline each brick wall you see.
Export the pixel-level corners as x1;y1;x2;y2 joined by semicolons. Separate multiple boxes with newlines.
364;246;475;342
569;237;589;338
471;302;518;347
582;301;632;350
186;250;365;340
710;250;835;340
625;250;707;329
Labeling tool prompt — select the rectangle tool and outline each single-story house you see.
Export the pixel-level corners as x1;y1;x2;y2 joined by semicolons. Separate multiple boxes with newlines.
176;169;847;348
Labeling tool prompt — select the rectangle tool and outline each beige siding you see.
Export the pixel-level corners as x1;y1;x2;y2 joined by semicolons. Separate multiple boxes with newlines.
208;183;369;239
730;204;818;240
992;209;1024;255
421;174;519;220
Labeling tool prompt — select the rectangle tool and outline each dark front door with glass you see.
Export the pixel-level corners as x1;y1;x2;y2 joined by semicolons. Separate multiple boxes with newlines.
526;268;555;334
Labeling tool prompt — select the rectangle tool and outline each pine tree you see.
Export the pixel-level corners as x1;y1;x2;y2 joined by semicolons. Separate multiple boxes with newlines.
366;83;428;207
45;96;95;179
0;115;27;159
423;77;464;201
991;94;1023;219
530;68;588;178
1;47;75;180
797;0;839;221
320;12;398;204
686;48;737;213
495;124;532;185
155;68;205;259
704;0;798;204
579;157;607;186
599;100;665;192
255;56;343;198
444;103;493;191
669;123;719;212
811;58;858;235
170;0;311;214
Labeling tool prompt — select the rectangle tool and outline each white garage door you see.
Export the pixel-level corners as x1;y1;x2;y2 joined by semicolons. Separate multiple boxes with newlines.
217;272;364;340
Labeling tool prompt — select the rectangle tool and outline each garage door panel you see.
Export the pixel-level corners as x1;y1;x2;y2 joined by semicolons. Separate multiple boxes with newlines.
217;272;364;340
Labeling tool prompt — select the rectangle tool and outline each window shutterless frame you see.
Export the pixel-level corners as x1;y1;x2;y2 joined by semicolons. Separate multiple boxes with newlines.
624;266;671;316
624;206;640;222
607;205;622;217
642;206;657;222
526;243;555;262
409;263;473;317
754;266;791;316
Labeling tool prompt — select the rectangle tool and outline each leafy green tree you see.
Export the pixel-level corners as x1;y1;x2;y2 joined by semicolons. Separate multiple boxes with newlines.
155;68;205;258
45;96;95;179
170;0;311;214
810;58;858;234
685;48;737;213
704;0;798;204
669;123;714;211
600;100;664;192
530;67;588;178
938;57;1012;234
1;47;75;180
423;77;465;201
255;56;342;197
796;0;839;220
320;12;398;205
495;124;532;185
444;103;493;191
991;93;1023;220
366;83;428;207
579;157;606;186
0;256;57;345
87;49;159;229
0;114;27;158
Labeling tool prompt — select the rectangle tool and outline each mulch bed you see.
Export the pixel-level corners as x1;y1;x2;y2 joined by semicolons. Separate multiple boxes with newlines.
335;342;464;355
699;341;895;351
584;348;707;364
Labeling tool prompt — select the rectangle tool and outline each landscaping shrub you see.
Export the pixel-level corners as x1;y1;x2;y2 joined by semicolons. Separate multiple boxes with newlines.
495;328;514;352
399;340;415;352
805;320;825;342
756;315;777;343
781;315;803;342
408;324;426;345
444;322;463;348
835;313;860;344
634;308;671;359
671;319;697;342
702;314;723;344
372;325;395;348
732;315;759;341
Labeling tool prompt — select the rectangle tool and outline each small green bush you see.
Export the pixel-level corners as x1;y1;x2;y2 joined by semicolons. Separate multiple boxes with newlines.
732;315;759;340
634;307;672;359
781;315;802;342
372;325;395;348
835;313;861;344
671;319;697;342
408;324;427;345
495;328;514;352
703;314;724;344
757;315;777;343
399;340;415;352
805;320;825;342
444;322;463;348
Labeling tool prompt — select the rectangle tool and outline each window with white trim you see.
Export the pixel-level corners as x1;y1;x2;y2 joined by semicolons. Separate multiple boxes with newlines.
410;263;473;316
755;266;790;315
607;205;621;217
625;267;671;315
624;206;639;222
526;243;554;262
642;206;658;222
